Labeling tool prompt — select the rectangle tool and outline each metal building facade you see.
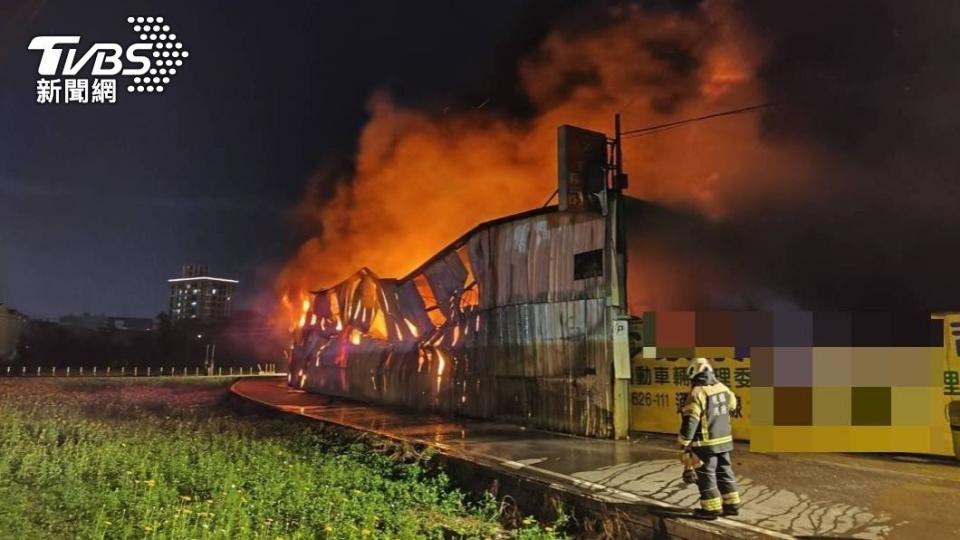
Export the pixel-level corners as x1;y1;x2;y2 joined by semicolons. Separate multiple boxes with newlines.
289;207;618;437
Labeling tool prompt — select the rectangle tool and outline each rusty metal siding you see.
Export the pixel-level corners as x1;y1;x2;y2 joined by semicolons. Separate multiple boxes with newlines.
426;251;468;303
483;297;611;435
394;280;431;336
467;229;496;309
488;211;606;307
290;209;615;438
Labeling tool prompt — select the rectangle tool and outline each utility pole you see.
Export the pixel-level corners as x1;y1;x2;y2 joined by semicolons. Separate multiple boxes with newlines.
610;113;632;439
613;113;628;309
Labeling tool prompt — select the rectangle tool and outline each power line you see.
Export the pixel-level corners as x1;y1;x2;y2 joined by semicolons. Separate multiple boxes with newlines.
621;102;778;139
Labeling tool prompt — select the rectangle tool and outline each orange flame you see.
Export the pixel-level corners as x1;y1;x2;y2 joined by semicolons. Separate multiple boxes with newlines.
349;328;362;346
404;318;419;338
275;1;790;324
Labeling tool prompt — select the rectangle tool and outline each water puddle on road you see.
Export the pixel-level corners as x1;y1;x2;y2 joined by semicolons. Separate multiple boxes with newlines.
572;459;899;539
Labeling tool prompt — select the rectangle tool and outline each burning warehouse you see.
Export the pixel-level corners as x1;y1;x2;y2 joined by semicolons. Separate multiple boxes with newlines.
288;124;633;437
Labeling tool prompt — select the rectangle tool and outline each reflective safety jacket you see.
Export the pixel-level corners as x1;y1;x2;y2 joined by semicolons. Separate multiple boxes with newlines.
678;371;736;453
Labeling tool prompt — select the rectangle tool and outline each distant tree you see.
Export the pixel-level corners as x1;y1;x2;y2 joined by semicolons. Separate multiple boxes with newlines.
156;311;172;334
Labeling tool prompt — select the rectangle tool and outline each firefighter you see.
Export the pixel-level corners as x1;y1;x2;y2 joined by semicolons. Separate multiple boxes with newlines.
678;357;741;519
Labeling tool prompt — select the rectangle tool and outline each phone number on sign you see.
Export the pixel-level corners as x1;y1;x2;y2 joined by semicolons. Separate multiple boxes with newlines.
630;392;672;407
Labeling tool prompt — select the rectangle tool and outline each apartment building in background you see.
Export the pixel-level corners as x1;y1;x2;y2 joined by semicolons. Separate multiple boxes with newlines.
168;264;238;324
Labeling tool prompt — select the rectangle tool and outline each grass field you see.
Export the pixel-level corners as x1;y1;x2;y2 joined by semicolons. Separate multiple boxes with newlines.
0;378;563;539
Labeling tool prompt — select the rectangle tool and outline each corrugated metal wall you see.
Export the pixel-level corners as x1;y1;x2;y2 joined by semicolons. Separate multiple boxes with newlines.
289;209;616;437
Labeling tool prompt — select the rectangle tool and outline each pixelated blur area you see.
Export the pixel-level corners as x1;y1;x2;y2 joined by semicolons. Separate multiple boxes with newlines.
630;311;960;455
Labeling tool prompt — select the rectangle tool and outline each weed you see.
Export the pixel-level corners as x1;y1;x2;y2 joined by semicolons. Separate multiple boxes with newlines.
0;379;563;539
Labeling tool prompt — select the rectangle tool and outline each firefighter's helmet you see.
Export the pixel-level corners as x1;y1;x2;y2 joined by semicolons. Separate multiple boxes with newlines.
686;357;713;380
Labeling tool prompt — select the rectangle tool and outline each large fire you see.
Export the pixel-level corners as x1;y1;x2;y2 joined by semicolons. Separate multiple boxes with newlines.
274;0;814;328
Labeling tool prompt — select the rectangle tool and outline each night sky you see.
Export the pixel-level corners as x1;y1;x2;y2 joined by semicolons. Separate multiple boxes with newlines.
0;0;534;318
